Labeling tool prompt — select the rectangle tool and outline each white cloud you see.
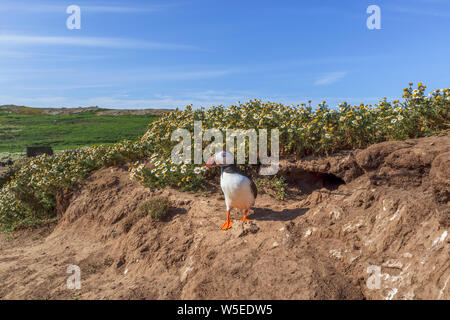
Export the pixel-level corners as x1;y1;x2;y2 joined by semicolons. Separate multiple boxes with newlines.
0;66;237;85
0;3;173;14
0;50;112;61
388;5;450;18
133;70;238;81
0;88;387;110
0;34;199;51
314;72;348;86
0;95;68;105
0;90;256;109
83;5;166;13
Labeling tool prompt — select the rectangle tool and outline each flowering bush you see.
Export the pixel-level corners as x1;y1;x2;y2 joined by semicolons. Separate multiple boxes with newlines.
130;154;209;192
138;84;449;156
0;142;153;230
0;84;448;230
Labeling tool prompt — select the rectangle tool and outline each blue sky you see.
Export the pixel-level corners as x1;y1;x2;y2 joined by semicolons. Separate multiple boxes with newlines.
0;0;449;109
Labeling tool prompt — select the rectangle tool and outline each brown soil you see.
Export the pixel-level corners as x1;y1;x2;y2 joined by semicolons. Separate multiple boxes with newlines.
0;134;449;300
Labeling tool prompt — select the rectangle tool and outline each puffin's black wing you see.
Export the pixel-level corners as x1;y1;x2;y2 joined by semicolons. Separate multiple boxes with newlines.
250;178;258;199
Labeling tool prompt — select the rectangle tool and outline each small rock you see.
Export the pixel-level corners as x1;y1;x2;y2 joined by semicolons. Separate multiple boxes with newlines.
403;252;413;258
329;249;343;259
232;221;259;237
175;199;191;206
272;241;279;248
329;206;344;220
110;231;119;238
382;260;403;269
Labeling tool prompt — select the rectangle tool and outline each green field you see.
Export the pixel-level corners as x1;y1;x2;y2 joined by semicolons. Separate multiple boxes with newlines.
0;110;157;153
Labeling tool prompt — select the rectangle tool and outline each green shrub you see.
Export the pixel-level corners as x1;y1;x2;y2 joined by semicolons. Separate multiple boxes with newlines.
139;196;170;221
254;175;287;201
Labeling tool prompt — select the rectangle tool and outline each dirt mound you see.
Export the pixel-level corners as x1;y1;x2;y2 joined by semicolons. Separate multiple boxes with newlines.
0;134;449;300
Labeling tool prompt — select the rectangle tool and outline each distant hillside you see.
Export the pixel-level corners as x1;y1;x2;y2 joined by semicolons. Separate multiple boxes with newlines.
0;105;172;116
0;107;160;153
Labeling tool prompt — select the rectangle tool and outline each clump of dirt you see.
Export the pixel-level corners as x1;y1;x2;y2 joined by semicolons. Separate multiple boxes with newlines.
0;134;449;300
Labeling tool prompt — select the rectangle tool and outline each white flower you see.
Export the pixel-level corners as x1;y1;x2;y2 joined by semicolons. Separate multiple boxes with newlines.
194;167;202;174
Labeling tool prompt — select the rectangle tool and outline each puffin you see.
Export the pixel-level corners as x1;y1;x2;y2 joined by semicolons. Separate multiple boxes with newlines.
206;151;258;230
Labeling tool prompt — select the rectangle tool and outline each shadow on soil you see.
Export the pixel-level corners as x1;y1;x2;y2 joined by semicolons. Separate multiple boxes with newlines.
249;207;308;221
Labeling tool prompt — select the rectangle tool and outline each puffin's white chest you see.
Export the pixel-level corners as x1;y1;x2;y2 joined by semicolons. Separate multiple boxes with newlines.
220;172;255;210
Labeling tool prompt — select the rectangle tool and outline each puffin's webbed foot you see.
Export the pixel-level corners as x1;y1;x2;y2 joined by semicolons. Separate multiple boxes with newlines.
221;219;232;230
240;209;252;222
221;210;232;230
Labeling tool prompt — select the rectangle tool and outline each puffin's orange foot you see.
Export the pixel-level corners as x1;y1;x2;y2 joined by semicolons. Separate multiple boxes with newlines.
221;220;232;230
240;217;252;222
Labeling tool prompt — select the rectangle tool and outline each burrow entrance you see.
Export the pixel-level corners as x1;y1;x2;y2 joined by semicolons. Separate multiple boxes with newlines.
283;170;345;194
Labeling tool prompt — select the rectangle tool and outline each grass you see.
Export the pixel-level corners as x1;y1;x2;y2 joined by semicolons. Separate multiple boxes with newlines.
103;257;114;267
0;152;24;163
71;292;82;300
139;196;171;220
254;176;288;201
0;110;157;153
86;264;98;274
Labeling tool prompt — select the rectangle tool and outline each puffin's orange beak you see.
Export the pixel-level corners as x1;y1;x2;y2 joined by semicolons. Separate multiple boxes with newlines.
206;155;216;167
